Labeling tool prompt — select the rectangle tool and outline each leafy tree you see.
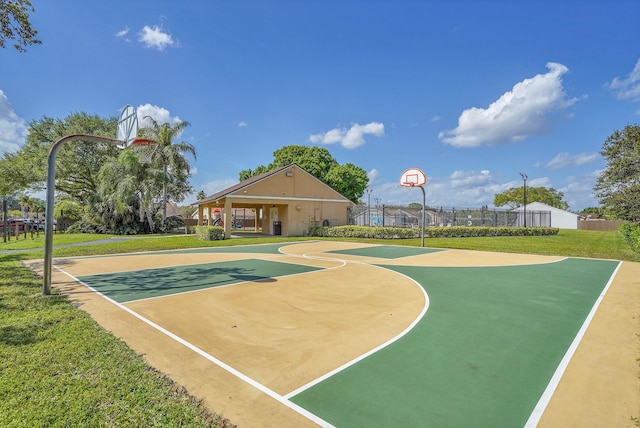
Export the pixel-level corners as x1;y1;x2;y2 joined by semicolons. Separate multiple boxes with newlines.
494;186;569;210
0;151;36;194
239;165;270;181
93;150;164;233
323;163;369;203
9;113;120;201
0;0;41;52
196;190;206;201
16;193;36;217
177;205;195;218
594;124;640;223
54;199;83;220
272;145;338;178
408;202;422;209
139;118;196;220
239;145;368;203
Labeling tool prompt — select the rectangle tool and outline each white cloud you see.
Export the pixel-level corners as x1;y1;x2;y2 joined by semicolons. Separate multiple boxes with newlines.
137;103;182;128
376;169;510;207
201;178;238;197
238;121;248;127
359;168;598;211
309;122;384;149
431;116;441;122
0;90;27;154
546;152;600;169
606;58;640;101
439;62;578;147
138;25;179;51
367;168;379;183
558;170;601;210
115;27;130;38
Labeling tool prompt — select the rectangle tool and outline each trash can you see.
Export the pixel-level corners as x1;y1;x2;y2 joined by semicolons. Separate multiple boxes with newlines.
273;221;282;236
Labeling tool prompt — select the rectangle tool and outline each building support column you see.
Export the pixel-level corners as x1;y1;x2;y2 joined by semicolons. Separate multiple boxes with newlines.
223;200;232;239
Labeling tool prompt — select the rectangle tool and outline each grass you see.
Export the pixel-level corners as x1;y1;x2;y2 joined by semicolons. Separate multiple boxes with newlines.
0;232;118;250
332;229;640;262
0;252;233;428
0;229;637;426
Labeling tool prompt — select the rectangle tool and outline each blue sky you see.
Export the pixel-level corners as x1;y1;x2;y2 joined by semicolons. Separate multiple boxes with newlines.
2;0;640;211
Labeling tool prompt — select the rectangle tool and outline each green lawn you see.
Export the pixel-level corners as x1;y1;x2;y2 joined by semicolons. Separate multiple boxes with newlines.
0;229;637;426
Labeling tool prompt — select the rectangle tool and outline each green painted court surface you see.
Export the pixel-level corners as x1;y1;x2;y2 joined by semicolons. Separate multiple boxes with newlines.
72;245;620;426
291;258;619;427
77;258;322;303
327;245;444;259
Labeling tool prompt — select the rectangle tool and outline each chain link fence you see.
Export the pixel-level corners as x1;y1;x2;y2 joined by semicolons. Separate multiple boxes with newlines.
349;205;551;228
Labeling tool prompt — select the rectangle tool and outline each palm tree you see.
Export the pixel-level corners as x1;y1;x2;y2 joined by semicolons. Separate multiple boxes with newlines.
139;117;196;220
17;194;36;218
97;150;164;232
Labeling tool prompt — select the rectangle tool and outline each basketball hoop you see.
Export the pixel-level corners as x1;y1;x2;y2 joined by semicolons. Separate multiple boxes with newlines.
399;168;426;188
399;167;427;247
401;181;415;192
130;138;158;163
131;138;156;146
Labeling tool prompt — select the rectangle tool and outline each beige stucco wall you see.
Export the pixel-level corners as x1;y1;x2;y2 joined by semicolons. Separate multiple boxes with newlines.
198;165;352;237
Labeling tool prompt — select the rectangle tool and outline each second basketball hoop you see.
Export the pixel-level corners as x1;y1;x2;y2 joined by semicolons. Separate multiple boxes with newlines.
399;167;427;247
400;167;426;187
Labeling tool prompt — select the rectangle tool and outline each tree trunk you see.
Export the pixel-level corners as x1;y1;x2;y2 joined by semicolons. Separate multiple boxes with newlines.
162;163;168;221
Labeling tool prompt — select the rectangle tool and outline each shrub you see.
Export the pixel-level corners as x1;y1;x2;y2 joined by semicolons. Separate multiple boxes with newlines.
308;225;559;239
157;215;185;233
65;220;144;235
195;226;224;241
66;220;104;234
619;223;640;252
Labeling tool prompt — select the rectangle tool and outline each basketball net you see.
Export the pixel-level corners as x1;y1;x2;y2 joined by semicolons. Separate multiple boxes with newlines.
402;182;415;193
131;138;158;163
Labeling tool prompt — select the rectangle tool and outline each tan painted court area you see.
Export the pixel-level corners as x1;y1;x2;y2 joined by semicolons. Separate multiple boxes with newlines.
25;241;640;427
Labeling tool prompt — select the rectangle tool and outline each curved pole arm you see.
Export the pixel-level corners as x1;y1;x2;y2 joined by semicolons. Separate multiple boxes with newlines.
43;134;123;295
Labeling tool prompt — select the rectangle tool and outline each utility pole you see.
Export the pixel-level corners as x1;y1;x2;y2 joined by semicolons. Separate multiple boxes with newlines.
519;172;528;227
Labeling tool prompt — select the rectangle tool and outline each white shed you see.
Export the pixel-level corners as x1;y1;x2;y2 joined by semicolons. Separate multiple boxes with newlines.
513;201;578;229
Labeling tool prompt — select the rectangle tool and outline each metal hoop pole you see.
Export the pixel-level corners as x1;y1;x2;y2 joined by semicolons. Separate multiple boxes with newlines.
43;134;123;295
420;185;425;247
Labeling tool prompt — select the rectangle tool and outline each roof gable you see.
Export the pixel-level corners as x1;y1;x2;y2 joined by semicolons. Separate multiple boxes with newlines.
193;163;351;205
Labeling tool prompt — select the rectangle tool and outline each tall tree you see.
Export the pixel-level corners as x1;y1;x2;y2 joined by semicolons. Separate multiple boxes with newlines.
272;145;338;178
96;149;164;232
9;113;120;201
139;117;196;220
239;145;368;203
0;0;41;52
594;124;640;222
494;186;569;210
323;163;369;203
16;193;35;217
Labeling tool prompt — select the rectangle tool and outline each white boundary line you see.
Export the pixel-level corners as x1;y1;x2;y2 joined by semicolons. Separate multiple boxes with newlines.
53;264;336;428
53;242;613;427
523;260;623;427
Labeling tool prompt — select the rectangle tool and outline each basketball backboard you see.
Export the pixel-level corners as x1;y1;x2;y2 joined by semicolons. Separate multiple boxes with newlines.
116;104;138;149
400;168;426;187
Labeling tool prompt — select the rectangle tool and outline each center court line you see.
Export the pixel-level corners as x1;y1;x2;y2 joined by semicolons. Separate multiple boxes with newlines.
53;264;336;428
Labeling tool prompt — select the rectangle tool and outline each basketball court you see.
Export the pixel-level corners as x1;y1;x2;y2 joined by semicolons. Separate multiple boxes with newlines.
24;241;639;427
